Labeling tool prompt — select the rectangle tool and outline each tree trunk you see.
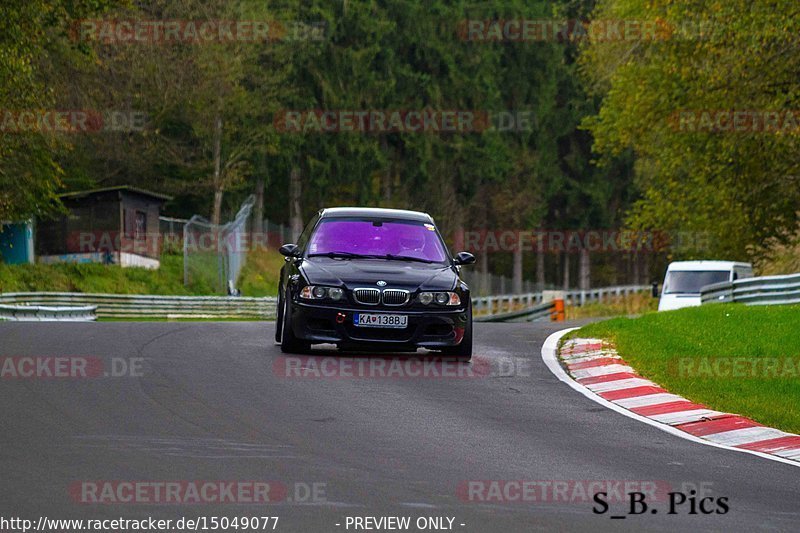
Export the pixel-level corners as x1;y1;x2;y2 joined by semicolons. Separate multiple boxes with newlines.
579;248;591;291
212;190;223;226
211;115;223;225
513;247;523;294
479;251;489;296
289;166;303;241
253;177;264;235
536;252;545;291
562;252;570;290
381;136;392;203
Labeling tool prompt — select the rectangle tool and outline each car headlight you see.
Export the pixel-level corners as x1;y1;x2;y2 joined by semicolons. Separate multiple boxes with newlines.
418;291;460;306
300;285;344;301
328;287;344;301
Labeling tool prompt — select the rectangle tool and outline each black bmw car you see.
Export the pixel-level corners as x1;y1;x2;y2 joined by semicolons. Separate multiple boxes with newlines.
275;207;476;359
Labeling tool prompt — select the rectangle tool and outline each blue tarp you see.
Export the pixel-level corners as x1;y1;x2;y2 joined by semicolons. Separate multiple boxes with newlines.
0;222;34;264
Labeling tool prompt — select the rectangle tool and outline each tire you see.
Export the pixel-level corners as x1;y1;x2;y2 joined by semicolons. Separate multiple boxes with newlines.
280;290;310;354
275;289;283;343
441;303;472;361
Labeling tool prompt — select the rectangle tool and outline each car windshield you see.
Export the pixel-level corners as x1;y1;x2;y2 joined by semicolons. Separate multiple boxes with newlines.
663;271;730;294
306;218;449;263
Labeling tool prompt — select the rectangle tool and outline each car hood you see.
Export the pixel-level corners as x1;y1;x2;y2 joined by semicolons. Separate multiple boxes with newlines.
299;258;458;291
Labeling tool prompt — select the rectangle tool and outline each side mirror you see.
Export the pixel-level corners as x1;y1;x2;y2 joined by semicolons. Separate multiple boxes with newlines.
279;243;299;257
454;251;476;265
651;281;659;298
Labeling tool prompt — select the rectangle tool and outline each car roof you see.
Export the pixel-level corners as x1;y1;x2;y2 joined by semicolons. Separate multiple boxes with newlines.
319;207;434;223
667;260;752;271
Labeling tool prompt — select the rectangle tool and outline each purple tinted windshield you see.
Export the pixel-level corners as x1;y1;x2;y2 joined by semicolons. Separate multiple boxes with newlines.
307;219;449;262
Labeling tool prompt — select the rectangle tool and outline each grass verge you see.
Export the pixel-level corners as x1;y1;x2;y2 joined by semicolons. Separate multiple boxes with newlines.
570;304;800;434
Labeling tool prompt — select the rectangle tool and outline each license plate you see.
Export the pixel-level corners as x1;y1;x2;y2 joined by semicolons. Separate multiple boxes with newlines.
353;313;408;328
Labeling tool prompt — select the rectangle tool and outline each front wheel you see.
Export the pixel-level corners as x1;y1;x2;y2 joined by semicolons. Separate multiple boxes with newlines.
275;289;283;343
280;291;310;354
441;305;472;361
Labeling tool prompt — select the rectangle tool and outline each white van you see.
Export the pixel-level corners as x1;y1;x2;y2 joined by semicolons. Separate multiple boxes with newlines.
657;261;753;311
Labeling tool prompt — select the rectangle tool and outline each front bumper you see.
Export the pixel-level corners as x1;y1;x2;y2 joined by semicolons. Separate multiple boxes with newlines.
289;300;469;350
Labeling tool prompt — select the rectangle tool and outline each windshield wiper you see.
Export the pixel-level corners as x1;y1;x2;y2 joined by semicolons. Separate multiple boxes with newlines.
307;251;369;259
375;254;438;264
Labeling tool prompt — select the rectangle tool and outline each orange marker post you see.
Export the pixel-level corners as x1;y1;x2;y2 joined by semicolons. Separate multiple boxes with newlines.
552;299;565;322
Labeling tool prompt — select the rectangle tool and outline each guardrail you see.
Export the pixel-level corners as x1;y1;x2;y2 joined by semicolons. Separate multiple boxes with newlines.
473;285;650;320
701;273;800;306
0;293;277;320
0;284;649;322
0;304;97;321
565;285;651;306
474;300;555;323
473;292;544;317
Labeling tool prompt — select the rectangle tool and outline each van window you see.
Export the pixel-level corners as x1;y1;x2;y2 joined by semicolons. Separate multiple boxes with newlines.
663;271;730;294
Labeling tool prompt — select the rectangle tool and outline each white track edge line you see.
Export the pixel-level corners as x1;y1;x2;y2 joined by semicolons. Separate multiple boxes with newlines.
541;328;800;469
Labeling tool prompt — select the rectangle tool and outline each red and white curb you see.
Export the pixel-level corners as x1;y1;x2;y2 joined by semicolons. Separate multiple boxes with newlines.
541;328;800;468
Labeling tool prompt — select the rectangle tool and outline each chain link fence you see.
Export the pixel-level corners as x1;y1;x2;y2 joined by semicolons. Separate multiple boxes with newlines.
183;196;255;294
158;216;189;254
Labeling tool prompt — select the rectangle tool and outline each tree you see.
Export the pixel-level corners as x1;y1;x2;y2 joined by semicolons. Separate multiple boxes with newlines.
57;0;292;224
581;0;800;261
0;0;120;221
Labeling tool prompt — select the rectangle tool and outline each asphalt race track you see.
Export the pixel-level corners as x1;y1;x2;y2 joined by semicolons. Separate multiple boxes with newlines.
0;321;798;532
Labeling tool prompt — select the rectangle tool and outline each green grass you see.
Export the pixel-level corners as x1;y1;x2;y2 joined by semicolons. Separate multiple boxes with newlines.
570;304;800;433
0;249;282;297
237;247;283;297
